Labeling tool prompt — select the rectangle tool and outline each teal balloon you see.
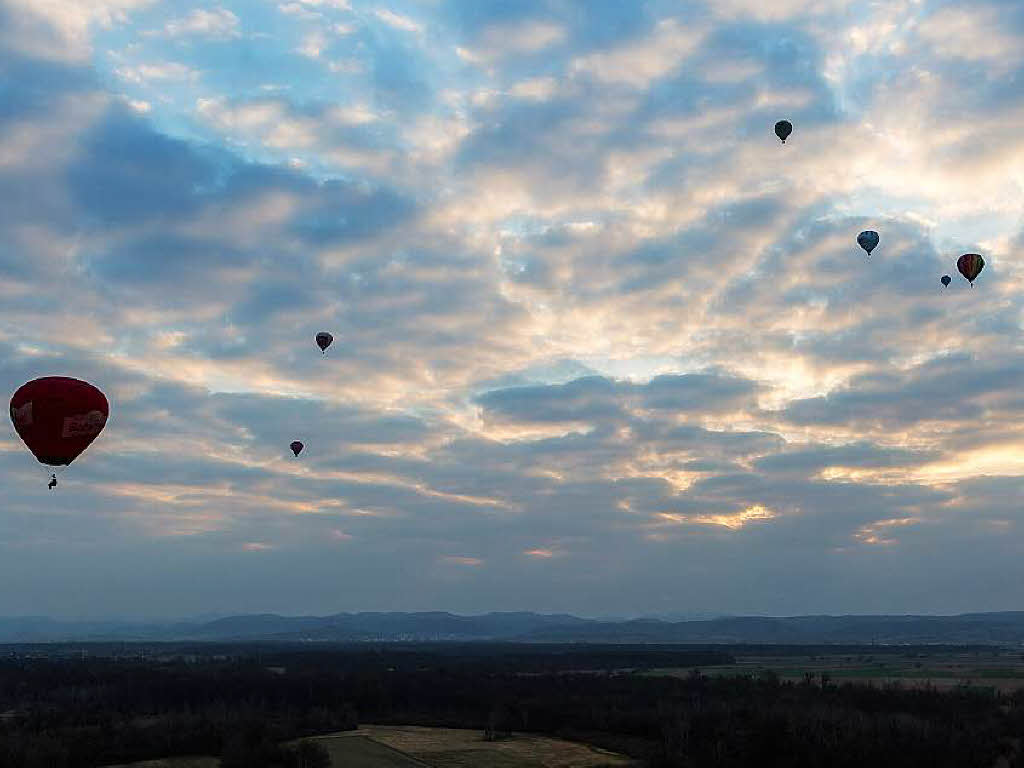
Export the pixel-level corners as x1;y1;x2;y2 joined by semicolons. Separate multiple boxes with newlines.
857;230;879;255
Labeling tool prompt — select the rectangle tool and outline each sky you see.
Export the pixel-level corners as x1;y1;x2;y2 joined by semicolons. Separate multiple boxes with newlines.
0;0;1021;620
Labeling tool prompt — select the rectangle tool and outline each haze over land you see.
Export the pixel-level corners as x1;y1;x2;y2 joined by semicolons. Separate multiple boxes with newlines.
0;0;1021;619
7;611;1024;645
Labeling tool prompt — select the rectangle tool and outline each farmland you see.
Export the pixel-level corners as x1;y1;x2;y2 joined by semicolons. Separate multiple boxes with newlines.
307;733;430;767
644;648;1024;691
350;725;637;767
105;759;218;768
106;727;637;768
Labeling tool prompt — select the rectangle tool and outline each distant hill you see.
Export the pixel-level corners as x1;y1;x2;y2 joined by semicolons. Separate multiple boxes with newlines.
2;611;1024;645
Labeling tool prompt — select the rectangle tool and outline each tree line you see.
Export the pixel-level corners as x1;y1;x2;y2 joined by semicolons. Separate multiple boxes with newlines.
0;645;1020;767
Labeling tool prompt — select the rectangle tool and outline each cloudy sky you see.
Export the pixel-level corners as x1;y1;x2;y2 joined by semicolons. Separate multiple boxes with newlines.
0;0;1021;619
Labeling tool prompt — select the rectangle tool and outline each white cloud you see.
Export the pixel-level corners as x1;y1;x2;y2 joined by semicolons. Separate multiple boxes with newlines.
917;4;1024;67
115;62;199;83
459;20;567;64
161;7;241;39
277;0;352;18
570;18;706;87
124;97;152;112
510;77;559;102
298;29;328;58
2;0;155;61
374;8;422;33
194;97;395;173
710;0;854;21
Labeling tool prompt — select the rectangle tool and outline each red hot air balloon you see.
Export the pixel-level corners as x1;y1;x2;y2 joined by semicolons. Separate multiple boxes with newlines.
957;253;985;286
290;440;304;457
315;332;333;354
10;377;108;473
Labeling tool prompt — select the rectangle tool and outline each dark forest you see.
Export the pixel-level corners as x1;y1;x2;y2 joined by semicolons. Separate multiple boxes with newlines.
0;643;1021;767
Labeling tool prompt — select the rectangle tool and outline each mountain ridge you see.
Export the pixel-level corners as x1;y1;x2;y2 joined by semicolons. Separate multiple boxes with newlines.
2;611;1024;644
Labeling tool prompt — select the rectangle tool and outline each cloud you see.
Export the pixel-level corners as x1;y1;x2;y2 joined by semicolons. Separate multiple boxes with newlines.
66;106;221;224
524;548;556;558
160;7;240;40
780;355;1023;429
475;371;760;427
917;3;1024;67
115;61;199;84
373;8;421;34
442;556;483;566
459;20;566;64
1;0;155;61
0;0;1020;618
509;76;559;102
570;18;706;88
280;0;351;12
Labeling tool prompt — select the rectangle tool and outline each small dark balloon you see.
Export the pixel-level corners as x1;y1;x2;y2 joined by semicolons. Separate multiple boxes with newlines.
957;253;985;286
315;332;333;354
290;441;304;457
857;230;879;256
774;120;793;143
940;275;951;287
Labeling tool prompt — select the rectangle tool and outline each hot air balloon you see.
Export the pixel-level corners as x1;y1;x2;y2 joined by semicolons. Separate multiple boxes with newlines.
315;332;333;354
774;120;793;144
10;377;109;485
957;253;985;286
940;275;951;288
290;440;304;457
857;230;879;257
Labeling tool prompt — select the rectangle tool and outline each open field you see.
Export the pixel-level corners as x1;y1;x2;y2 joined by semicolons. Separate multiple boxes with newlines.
358;725;637;768
104;759;218;768
644;649;1024;691
106;726;638;768
311;734;432;766
103;739;427;768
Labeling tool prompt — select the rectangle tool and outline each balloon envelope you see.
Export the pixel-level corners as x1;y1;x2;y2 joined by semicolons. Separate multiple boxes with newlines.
957;253;985;284
10;377;108;466
315;332;333;353
290;441;304;456
774;120;792;143
857;230;879;255
940;275;951;287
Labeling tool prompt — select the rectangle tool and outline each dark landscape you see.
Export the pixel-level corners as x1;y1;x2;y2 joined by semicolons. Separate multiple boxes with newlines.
3;639;1024;767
